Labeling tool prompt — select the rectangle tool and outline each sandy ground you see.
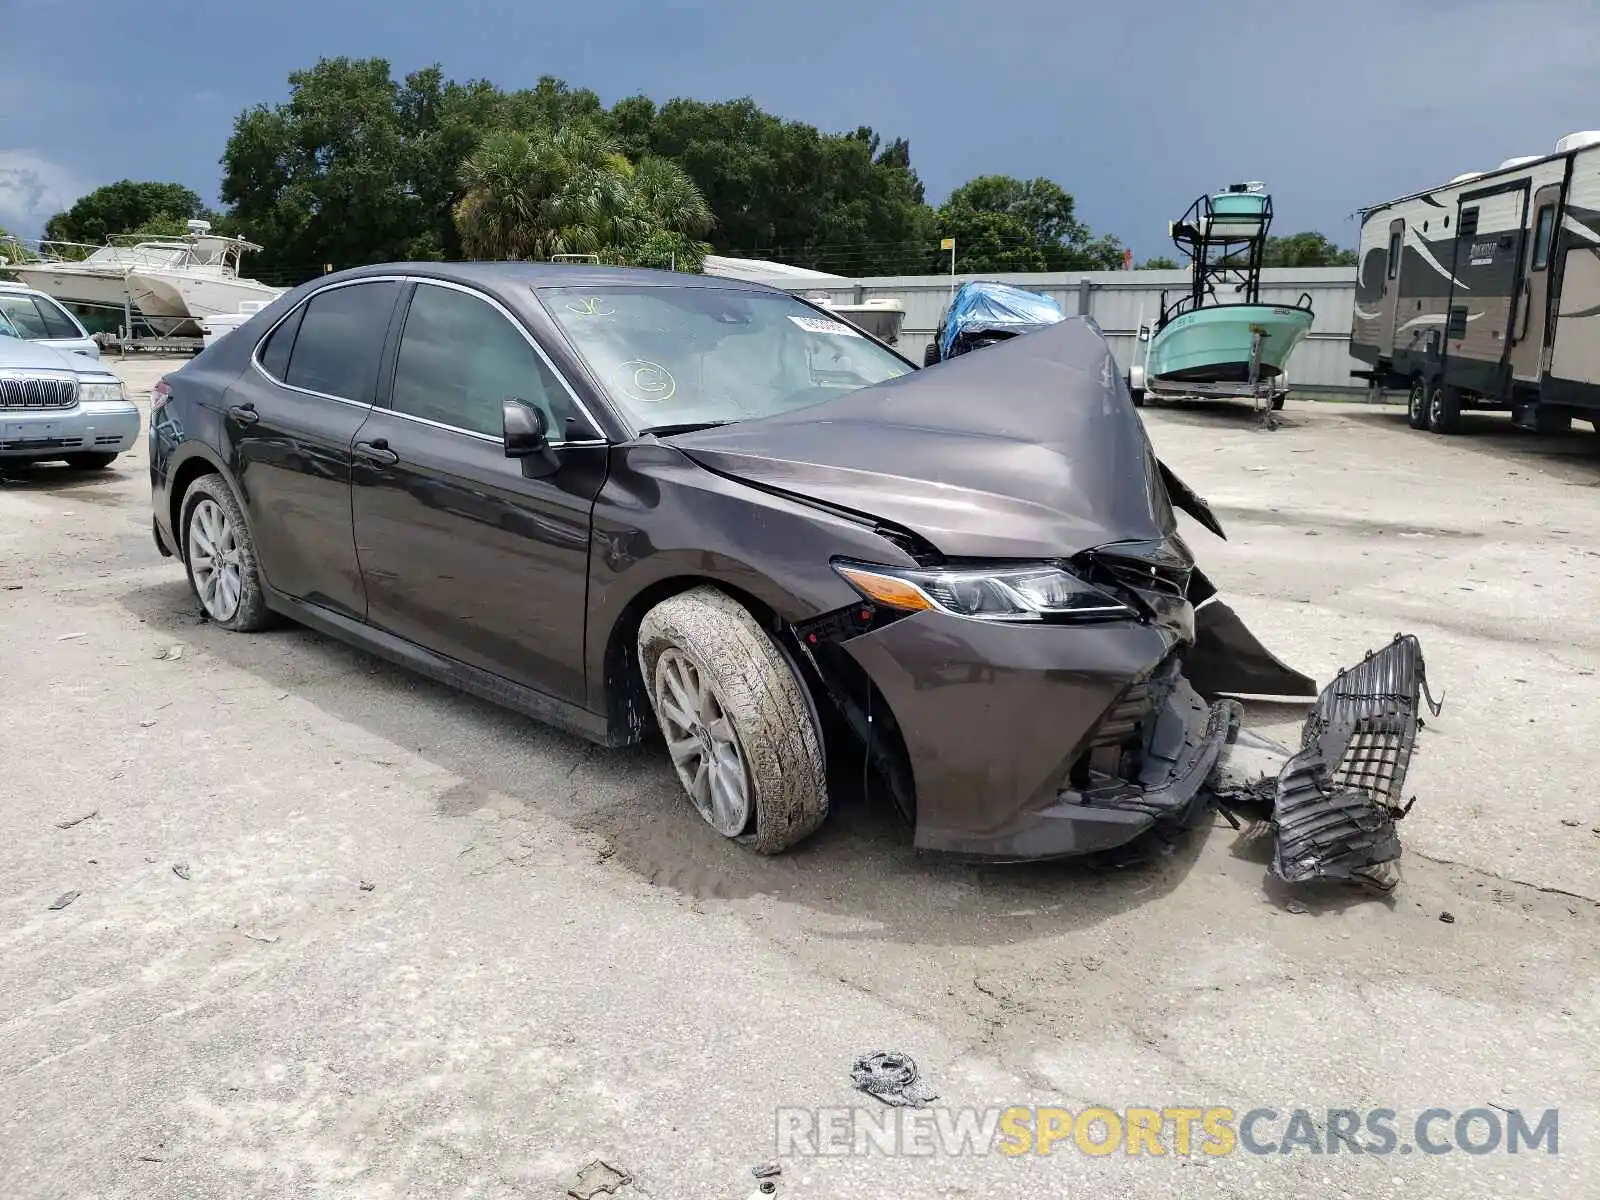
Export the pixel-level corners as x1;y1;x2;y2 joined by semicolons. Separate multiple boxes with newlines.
1;356;1597;1199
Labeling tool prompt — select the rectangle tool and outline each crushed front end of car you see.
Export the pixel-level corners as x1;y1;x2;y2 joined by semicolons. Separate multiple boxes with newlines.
670;316;1442;886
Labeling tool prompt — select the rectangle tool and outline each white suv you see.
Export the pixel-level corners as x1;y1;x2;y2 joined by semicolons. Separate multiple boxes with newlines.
0;281;100;359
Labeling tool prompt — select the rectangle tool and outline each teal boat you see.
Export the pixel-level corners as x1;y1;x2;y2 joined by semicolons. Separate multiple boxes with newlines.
1139;182;1313;407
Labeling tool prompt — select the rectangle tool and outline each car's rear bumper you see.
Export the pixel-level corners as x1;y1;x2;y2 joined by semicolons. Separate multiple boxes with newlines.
0;400;140;459
840;608;1229;860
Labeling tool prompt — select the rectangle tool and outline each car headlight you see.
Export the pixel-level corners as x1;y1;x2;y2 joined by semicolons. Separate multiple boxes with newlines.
77;379;126;404
832;559;1136;622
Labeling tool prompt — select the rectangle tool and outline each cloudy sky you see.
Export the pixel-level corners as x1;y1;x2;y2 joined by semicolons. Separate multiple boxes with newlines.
3;0;1598;261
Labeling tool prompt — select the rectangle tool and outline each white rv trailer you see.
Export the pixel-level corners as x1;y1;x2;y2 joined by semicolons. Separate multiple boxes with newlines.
1350;130;1600;434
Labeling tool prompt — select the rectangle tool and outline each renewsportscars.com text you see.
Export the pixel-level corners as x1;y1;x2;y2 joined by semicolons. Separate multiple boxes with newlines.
775;1105;1559;1158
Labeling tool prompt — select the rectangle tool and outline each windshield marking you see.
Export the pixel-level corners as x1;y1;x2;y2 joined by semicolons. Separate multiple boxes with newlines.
565;297;616;317
612;359;677;404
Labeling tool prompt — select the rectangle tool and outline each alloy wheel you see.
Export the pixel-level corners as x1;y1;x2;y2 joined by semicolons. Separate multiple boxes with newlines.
653;648;753;837
188;497;244;622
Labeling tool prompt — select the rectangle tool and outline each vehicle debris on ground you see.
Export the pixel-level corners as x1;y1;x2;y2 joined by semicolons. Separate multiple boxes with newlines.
851;1051;938;1108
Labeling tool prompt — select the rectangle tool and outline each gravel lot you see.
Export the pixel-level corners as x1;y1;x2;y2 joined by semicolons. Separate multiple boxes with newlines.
2;356;1597;1199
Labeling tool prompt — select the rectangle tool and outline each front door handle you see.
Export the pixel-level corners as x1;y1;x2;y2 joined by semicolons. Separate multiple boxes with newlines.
227;403;258;426
354;438;399;467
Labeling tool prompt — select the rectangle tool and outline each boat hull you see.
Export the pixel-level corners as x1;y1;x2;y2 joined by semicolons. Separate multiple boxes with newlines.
7;264;132;311
1147;303;1313;385
127;273;286;338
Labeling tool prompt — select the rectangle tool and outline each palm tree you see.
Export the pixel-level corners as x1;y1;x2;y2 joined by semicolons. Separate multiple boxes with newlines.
627;157;713;238
453;123;714;269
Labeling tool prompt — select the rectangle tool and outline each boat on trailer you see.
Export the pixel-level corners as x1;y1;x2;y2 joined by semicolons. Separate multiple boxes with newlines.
1129;182;1314;417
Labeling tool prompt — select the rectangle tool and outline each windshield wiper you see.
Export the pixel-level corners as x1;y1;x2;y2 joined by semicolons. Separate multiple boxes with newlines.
640;420;735;436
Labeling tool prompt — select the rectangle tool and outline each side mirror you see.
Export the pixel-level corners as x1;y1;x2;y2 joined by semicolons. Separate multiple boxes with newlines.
503;398;549;458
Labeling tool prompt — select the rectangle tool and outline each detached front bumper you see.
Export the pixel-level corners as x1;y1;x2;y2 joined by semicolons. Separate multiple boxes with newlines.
0;400;141;459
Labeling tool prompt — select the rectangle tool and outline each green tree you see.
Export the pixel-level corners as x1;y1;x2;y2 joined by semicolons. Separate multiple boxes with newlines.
0;223;33;269
934;208;1046;273
628;99;933;275
221;57;456;282
43;181;206;246
453;123;713;269
939;175;1124;271
1261;231;1357;268
1138;255;1180;269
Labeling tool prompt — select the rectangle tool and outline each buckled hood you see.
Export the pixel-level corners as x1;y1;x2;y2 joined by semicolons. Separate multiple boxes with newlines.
670;317;1183;561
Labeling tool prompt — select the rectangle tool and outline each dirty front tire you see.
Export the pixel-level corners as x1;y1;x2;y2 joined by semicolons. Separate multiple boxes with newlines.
1406;379;1428;429
180;473;276;632
65;452;117;470
637;586;829;854
1427;381;1462;434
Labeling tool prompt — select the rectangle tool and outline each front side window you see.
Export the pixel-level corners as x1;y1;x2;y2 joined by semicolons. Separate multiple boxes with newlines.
537;285;914;432
390;283;583;440
282;281;402;403
1532;204;1556;271
0;295;49;339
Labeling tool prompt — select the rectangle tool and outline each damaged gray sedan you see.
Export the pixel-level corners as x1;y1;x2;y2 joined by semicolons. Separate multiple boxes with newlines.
149;265;1438;888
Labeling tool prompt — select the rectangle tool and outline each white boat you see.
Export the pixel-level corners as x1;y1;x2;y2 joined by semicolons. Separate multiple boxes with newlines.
7;220;279;337
126;268;282;335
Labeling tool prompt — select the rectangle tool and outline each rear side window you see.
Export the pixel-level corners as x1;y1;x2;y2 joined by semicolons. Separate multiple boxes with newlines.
1458;207;1480;239
282;281;402;403
33;297;81;339
257;304;303;379
1532;204;1556;270
1386;231;1402;279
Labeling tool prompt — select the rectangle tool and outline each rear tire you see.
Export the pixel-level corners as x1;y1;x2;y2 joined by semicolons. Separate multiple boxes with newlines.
1427;381;1462;434
1270;393;1286;412
1406;379;1428;429
638;586;829;854
65;452;116;470
180;473;276;632
1130;388;1146;408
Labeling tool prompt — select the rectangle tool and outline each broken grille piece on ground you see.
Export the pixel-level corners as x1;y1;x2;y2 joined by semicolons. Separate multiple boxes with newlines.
1269;633;1441;892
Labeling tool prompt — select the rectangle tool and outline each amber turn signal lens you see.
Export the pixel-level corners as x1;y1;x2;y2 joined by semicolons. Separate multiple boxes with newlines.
834;565;934;612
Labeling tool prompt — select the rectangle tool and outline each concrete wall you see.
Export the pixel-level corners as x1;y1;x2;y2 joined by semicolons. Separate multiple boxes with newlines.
777;267;1361;393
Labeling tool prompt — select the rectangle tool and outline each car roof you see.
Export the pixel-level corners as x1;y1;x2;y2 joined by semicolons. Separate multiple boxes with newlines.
326;261;779;294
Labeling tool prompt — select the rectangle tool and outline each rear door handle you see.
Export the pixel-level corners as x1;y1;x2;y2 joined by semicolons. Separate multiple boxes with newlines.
354;438;399;467
227;403;258;426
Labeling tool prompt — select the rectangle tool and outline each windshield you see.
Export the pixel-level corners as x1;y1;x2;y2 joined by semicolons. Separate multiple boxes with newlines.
537;285;914;432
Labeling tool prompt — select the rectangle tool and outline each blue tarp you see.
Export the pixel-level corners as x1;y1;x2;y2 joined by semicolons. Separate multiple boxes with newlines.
937;281;1066;360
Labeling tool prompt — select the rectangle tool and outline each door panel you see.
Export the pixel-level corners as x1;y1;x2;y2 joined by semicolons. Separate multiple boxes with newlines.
350;280;608;704
1379;218;1404;351
224;278;402;619
1448;188;1527;367
349;413;605;702
1511;185;1561;381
